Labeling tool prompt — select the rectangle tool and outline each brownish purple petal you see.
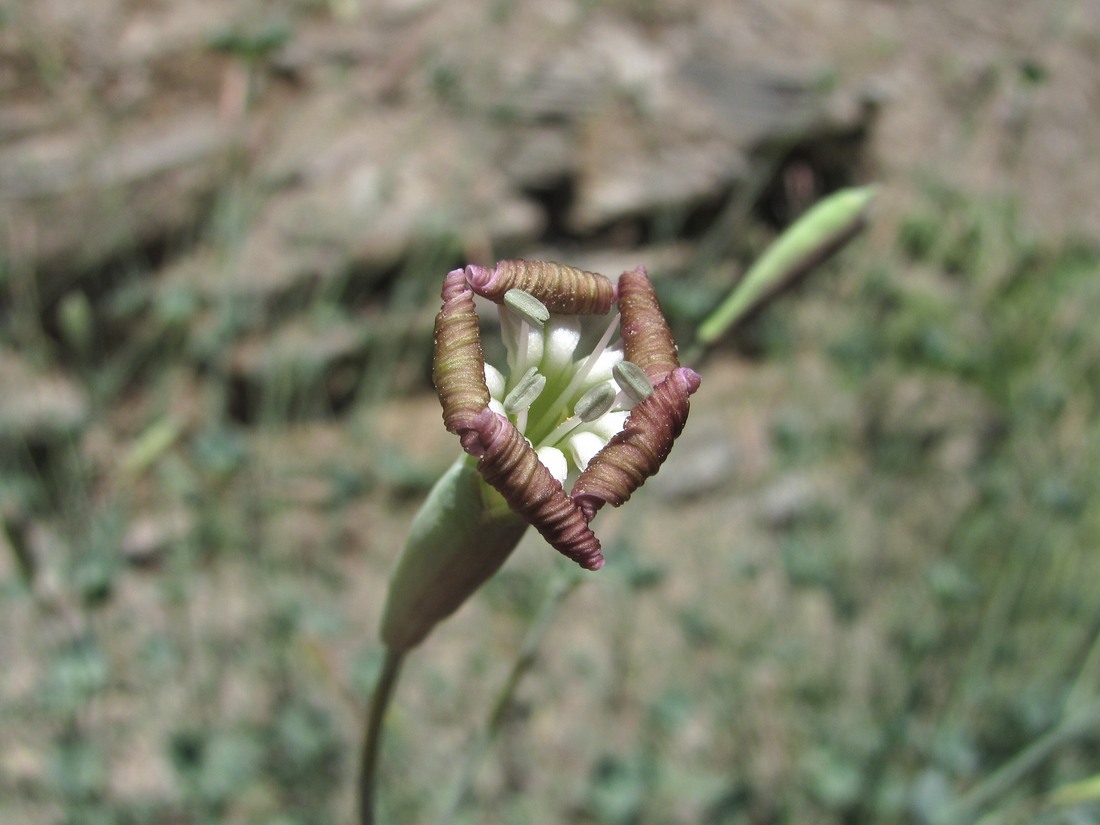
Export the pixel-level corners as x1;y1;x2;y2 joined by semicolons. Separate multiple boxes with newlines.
618;266;680;386
463;409;605;570
571;367;701;521
433;268;490;434
466;259;615;316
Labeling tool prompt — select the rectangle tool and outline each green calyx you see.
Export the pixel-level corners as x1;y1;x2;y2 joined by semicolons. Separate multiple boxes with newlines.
380;457;529;651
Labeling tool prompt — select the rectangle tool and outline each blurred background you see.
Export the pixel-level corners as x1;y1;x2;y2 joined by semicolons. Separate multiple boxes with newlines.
3;1;1100;823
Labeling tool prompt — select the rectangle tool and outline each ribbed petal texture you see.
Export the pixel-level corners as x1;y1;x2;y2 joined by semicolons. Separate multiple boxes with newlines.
571;368;701;521
433;268;490;434
465;409;605;570
618;266;680;386
466;260;615;316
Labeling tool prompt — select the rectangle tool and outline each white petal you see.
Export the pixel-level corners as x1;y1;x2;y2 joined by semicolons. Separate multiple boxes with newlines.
582;343;624;385
484;363;506;400
536;445;569;484
500;304;544;375
566;431;607;472
488;398;507;417
586;410;629;441
542;316;582;378
510;325;543;375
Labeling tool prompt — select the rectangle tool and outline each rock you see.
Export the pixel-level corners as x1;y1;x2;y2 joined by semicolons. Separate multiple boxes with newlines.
229;316;370;380
0;113;242;296
568;101;748;232
223;307;434;420
567;49;873;232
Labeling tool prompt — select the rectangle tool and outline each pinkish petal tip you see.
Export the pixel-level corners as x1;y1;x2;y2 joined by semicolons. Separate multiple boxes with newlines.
464;264;496;294
676;367;702;394
442;268;473;303
458;409;506;458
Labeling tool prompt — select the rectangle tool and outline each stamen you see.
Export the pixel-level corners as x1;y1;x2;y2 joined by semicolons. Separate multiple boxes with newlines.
612;360;654;403
504;366;546;436
530;312;621;436
504;289;550;327
541;383;616;448
502;290;548;376
503;367;546;415
517;318;529;375
573;382;617;423
542;415;582;449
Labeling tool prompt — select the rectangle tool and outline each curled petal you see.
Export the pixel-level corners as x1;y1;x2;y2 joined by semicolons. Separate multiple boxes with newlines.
467;260;615;316
463;409;605;570
571;368;701;521
441;266;472;303
618;266;680;385
433;268;490;433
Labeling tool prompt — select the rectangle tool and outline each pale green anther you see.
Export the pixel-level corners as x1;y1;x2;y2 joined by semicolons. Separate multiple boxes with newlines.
504;366;546;414
574;382;617;423
504;288;550;328
612;360;653;403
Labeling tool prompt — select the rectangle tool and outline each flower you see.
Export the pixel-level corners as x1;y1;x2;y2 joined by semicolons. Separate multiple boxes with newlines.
433;259;701;571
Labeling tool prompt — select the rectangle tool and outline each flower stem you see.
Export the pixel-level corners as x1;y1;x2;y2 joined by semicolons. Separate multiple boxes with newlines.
359;646;406;825
438;570;582;825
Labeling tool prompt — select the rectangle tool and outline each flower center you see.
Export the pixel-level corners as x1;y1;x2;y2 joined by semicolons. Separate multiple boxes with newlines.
490;289;637;480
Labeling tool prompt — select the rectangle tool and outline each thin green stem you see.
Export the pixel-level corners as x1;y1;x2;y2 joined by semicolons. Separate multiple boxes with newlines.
359;647;406;825
934;701;1100;825
438;571;582;825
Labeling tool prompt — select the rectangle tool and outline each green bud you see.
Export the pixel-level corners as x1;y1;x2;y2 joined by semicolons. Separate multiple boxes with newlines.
697;186;874;346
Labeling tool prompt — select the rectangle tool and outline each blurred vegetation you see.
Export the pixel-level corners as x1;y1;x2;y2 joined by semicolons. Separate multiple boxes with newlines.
3;147;1100;825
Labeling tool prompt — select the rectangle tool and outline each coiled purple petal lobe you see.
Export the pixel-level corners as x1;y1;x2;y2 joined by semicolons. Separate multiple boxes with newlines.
466;260;615;316
433;268;490;434
464;409;605;570
571;368;701;521
618;266;680;386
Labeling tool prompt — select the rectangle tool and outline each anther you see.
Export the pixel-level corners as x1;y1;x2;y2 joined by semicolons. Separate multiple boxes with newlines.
503;289;550;328
574;382;617;423
612;360;654;403
504;367;546;415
